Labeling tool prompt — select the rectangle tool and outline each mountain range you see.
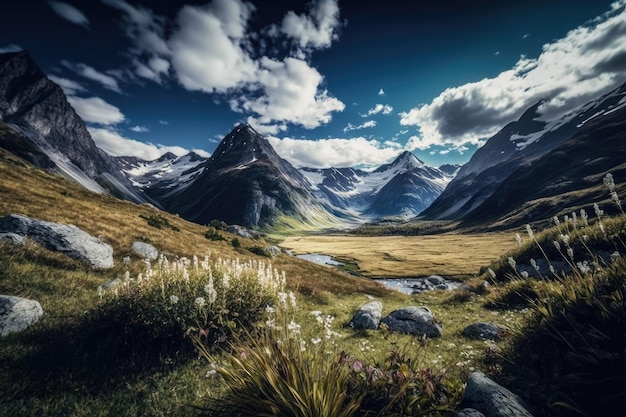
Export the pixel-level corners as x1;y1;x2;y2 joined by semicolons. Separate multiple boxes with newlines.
1;50;624;231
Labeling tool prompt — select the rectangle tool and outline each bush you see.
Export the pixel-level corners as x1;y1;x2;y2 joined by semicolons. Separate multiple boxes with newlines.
204;226;225;241
208;219;228;231
139;213;180;231
231;238;241;248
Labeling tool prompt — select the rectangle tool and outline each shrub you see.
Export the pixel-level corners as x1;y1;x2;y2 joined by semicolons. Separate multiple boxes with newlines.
204;226;225;241
231;238;241;248
139;213;180;231
87;255;282;372
208;219;228;231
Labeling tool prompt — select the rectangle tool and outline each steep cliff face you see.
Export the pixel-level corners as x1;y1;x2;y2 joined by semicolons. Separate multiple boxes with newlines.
0;51;148;203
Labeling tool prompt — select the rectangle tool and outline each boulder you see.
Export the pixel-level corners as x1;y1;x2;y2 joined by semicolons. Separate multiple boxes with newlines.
227;225;255;239
0;295;43;336
0;232;24;244
349;301;383;330
132;241;159;260
461;372;534;417
426;275;446;286
463;322;509;341
0;214;114;268
380;306;442;338
264;246;281;258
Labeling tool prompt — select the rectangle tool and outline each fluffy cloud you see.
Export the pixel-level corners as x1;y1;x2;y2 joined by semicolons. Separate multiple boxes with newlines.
343;120;376;132
169;0;344;131
169;0;257;92
268;136;401;168
62;61;121;93
363;103;393;117
67;96;125;125
88;127;206;160
378;88;385;96
102;0;171;83
48;1;90;29
400;1;626;150
47;75;86;96
130;125;149;133
281;0;340;51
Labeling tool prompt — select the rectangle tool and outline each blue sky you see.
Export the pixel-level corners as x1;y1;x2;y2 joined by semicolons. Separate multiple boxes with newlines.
1;0;625;168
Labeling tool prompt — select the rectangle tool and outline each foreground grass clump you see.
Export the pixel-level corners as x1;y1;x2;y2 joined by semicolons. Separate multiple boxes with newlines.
89;254;282;369
198;291;464;417
493;173;626;416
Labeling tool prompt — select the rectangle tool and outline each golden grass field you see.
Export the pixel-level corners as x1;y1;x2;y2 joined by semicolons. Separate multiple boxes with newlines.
280;232;518;277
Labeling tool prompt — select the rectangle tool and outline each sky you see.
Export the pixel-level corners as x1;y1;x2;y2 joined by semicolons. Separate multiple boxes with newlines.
1;0;625;169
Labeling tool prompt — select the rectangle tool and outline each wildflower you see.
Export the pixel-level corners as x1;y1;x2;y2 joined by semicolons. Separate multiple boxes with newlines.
580;209;589;226
600;223;606;235
487;268;496;279
560;234;570;245
123;256;131;265
525;224;534;239
571;212;577;228
169;295;179;304
311;337;322;345
351;359;363;372
594;203;604;218
265;305;276;314
205;362;218;377
576;261;591;274
515;233;523;246
611;191;621;207
287;320;301;336
195;297;206;308
300;340;307;352
603;173;616;192
549;265;556;274
530;258;539;271
288;291;297;308
277;292;288;308
507;257;516;269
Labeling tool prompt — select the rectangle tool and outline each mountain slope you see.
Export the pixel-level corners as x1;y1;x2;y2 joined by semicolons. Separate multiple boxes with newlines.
421;82;626;223
0;51;149;204
301;151;454;219
163;124;338;229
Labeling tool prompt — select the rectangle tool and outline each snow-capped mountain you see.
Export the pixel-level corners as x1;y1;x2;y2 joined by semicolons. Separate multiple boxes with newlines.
302;151;455;219
0;51;151;204
421;81;626;226
117;151;206;200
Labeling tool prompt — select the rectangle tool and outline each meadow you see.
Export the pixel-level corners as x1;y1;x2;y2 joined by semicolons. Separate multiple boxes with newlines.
1;147;624;416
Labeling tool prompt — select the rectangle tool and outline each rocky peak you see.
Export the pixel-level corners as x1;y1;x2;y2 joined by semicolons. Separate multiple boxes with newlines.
374;150;425;173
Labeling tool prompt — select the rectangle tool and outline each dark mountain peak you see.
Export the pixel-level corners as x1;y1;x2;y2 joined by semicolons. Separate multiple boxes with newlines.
186;151;207;162
438;163;461;176
208;123;280;173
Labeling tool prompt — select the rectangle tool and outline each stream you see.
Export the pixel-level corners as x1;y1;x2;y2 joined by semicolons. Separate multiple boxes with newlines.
294;253;460;295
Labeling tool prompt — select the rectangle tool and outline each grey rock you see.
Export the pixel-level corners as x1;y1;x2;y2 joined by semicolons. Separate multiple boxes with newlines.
264;246;281;258
0;214;114;268
350;301;383;330
0;295;43;336
381;306;443;338
132;241;159;260
0;232;24;244
426;275;446;285
461;372;534;417
227;225;255;239
455;409;486;417
463;322;509;341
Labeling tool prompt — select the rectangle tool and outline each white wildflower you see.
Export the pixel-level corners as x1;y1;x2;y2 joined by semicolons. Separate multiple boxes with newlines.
576;261;591;274
580;209;589;226
169;295;179;304
530;258;539;271
265;305;276;314
603;173;615;192
195;297;206;308
311;337;322;345
508;257;516;269
288;291;297;308
287;320;301;336
521;271;529;279
560;234;570;245
594;203;604;218
525;224;534;239
553;216;560;226
611;191;621;207
123;256;131;265
571;212;577;228
487;268;496;279
515;233;523;246
567;248;574;259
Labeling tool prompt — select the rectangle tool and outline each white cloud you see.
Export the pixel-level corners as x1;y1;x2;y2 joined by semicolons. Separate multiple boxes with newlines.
191;149;212;158
130;125;149;133
378;88;384;96
62;61;121;93
235;57;345;129
400;1;626;150
0;44;22;53
281;0;340;51
159;120;169;125
268;136;401;168
67;96;125;125
343;120;376;132
88;127;195;160
102;0;171;83
48;1;90;29
169;0;257;92
47;75;86;96
363;103;393;117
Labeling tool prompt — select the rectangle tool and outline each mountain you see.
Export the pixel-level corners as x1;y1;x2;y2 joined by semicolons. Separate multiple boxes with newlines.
0;51;149;204
117;151;207;201
161;124;338;229
301;151;454;219
421;81;626;227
